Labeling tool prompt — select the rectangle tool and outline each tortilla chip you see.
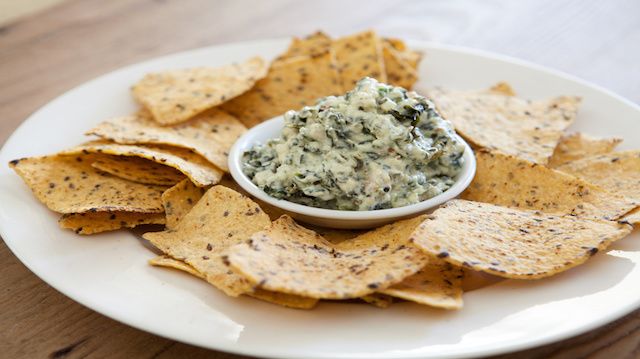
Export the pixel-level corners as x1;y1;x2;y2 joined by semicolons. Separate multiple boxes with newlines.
217;176;288;221
461;150;637;220
132;57;268;125
412;200;632;279
149;254;317;309
622;208;640;225
555;151;640;202
276;31;332;61
383;38;422;70
86;109;245;172
333;30;386;89
161;179;206;229
428;87;580;164
549;133;622;168
379;260;463;310
143;186;271;297
221;52;342;128
91;155;184;186
9;155;165;214
59;211;165;235
249;288;318;309
149;255;204;277
360;294;394;308
228;215;429;299
61;141;222;187
382;44;418;89
488;82;516;96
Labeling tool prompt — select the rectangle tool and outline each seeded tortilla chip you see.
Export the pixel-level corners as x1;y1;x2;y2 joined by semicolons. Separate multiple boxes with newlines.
228;215;429;299
383;44;418;90
549;133;622;168
428;87;580;164
555;151;640;202
132;57;267;125
86;109;245;172
61;141;222;187
143;186;271;297
461;150;637;220
149;255;204;278
360;294;394;308
161;179;206;229
383;38;422;70
333;30;386;89
276;31;332;61
488;82;516;96
60;211;165;235
380;260;463;310
412;200;632;279
91;156;184;185
622;208;640;225
9;155;165;214
149;254;317;309
221;52;342;128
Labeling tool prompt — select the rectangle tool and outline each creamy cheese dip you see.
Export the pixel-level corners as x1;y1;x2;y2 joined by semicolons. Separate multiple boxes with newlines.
243;78;465;211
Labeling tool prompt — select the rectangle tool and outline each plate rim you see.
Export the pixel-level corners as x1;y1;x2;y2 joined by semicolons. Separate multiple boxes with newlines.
1;37;639;359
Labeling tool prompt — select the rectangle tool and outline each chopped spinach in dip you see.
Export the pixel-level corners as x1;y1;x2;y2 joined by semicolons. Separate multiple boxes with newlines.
243;77;465;211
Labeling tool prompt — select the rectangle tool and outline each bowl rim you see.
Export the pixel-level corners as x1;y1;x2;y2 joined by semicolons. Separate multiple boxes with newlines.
228;116;476;221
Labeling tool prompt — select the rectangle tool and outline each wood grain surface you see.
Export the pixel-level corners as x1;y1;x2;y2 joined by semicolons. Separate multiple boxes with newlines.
1;0;639;358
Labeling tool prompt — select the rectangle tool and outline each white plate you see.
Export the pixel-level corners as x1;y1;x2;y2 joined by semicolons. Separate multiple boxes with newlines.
1;39;639;359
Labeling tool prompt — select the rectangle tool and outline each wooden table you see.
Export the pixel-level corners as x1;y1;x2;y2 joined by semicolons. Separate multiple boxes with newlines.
1;0;639;357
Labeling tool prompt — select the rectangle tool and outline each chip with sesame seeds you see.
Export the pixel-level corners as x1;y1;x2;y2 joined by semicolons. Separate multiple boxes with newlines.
554;150;640;205
85;109;245;172
90;155;185;186
227;215;429;300
132;56;268;125
9;154;166;214
379;259;464;310
411;199;632;279
549;133;623;168
143;185;271;297
221;51;343;128
382;44;418;90
60;141;223;187
427;86;581;164
161;178;206;229
333;30;387;90
59;211;166;235
461;150;637;220
148;254;318;309
275;31;333;62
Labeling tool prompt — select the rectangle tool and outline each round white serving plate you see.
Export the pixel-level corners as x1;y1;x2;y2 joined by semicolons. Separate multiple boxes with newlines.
228;116;476;229
1;39;639;359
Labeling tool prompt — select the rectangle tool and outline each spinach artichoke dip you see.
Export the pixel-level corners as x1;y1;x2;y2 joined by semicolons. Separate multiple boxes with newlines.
242;78;465;211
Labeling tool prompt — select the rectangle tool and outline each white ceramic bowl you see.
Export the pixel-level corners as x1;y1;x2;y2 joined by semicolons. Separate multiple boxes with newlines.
228;116;476;228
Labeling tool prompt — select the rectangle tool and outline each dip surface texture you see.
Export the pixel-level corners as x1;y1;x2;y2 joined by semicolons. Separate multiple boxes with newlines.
243;78;465;211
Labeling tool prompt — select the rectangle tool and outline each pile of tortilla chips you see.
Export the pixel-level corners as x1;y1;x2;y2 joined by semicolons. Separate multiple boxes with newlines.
9;30;639;311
